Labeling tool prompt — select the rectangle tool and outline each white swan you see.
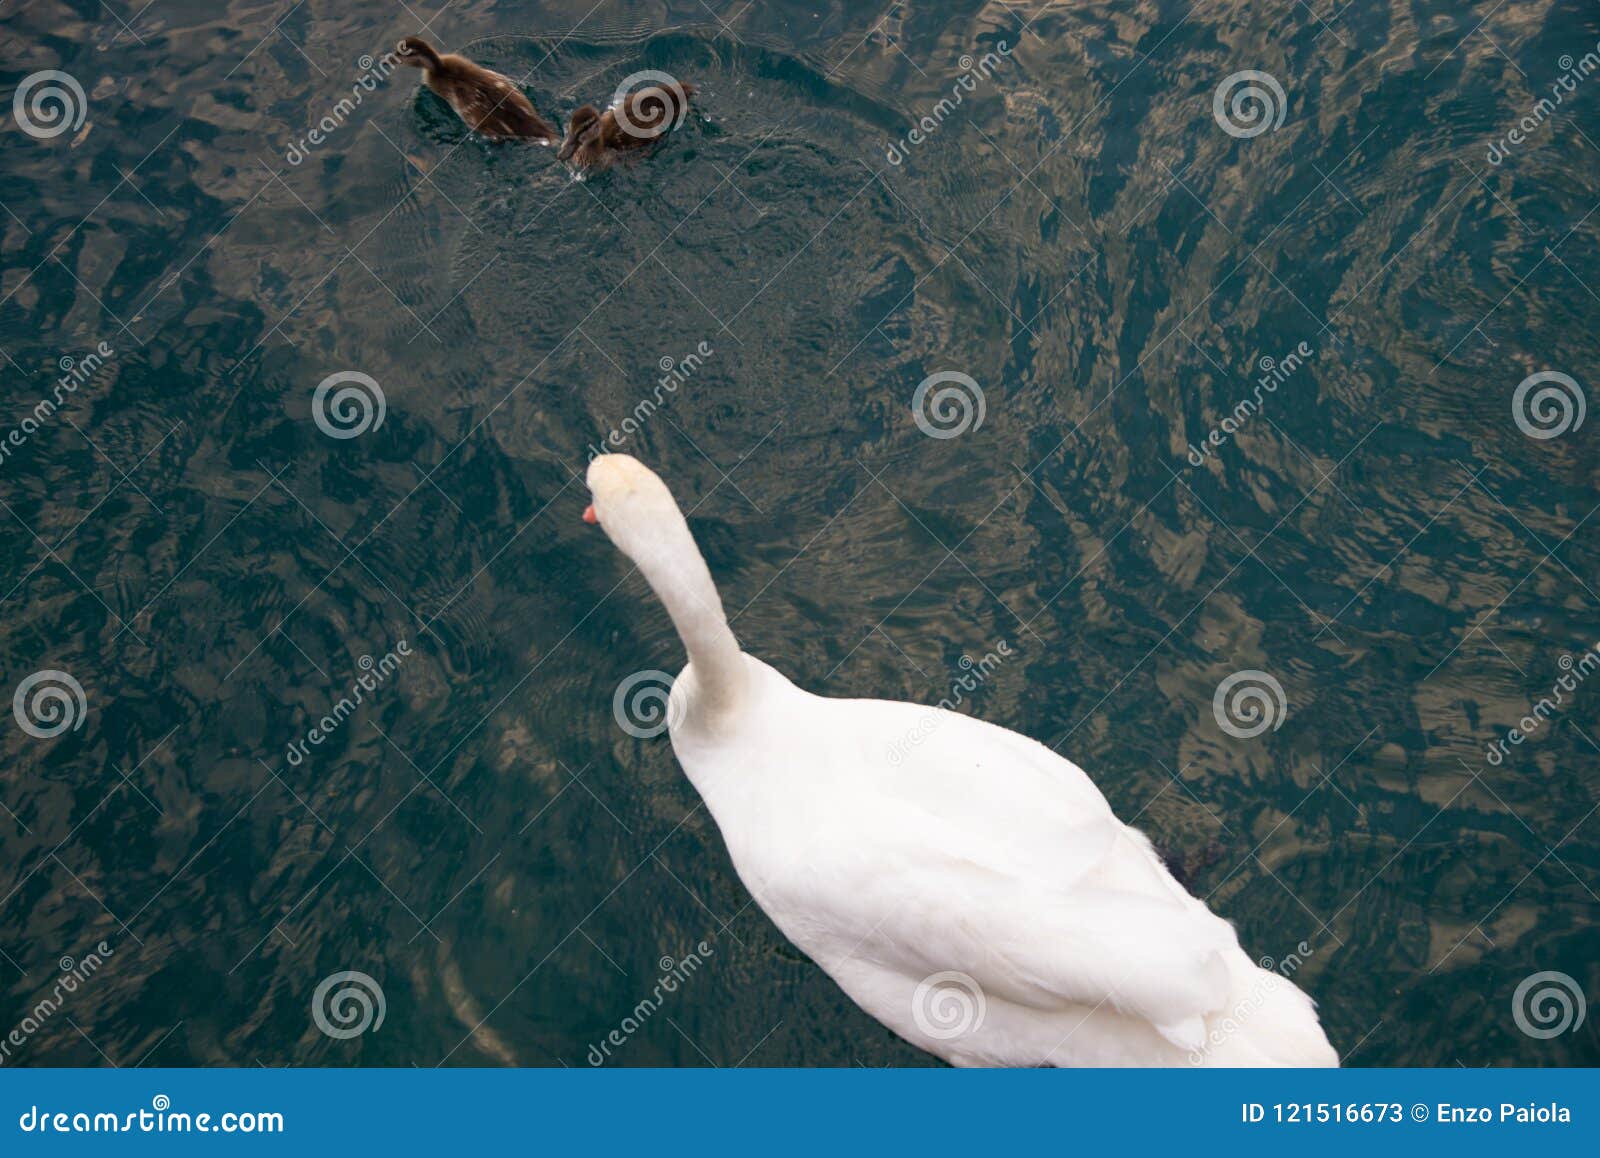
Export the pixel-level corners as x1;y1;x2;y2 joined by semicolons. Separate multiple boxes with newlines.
583;454;1338;1068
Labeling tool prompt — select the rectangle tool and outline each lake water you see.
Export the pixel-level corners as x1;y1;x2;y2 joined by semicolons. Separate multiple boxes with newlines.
1;0;1597;1067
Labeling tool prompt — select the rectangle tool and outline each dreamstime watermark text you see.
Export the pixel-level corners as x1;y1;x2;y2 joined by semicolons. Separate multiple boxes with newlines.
586;341;714;459
17;1096;282;1135
1187;340;1313;466
286;52;405;165
284;641;411;766
885;43;1013;165
887;643;1013;766
1187;940;1316;1064
586;941;714;1064
1485;642;1599;766
1487;45;1600;165
0;942;115;1065
0;342;117;471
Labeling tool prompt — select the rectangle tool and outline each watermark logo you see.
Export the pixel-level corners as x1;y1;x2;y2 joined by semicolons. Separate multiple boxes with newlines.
1512;370;1585;440
1188;941;1315;1064
286;52;405;165
312;371;386;439
284;642;411;767
312;970;386;1039
585;340;715;459
911;971;986;1040
884;42;1013;165
586;941;715;1065
912;370;986;439
13;71;87;140
1485;643;1599;765
610;71;691;137
1187;340;1314;465
0;942;114;1066
1212;70;1287;138
17;1094;283;1133
0;342;117;473
1487;46;1600;164
887;642;1013;766
612;670;682;739
1212;669;1287;738
12;670;87;739
1512;970;1586;1039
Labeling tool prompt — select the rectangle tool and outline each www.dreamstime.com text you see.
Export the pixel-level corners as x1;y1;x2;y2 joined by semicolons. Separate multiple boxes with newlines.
17;1097;283;1135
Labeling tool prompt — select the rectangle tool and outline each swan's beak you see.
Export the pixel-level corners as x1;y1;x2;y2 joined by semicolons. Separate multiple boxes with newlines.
582;503;598;525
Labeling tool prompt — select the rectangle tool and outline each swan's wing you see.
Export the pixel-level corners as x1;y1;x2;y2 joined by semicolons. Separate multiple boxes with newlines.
771;818;1234;1048
845;699;1154;893
771;700;1236;1045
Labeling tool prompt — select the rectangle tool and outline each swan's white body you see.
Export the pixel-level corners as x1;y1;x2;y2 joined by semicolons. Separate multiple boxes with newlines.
585;455;1337;1067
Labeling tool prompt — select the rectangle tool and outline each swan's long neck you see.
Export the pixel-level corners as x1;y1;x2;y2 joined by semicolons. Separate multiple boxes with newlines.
629;514;745;719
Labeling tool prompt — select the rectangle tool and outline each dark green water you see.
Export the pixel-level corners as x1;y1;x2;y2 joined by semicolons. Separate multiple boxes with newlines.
1;0;1597;1068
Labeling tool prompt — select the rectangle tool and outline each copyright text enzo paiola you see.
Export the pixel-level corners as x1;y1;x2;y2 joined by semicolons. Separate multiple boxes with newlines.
1240;1102;1572;1126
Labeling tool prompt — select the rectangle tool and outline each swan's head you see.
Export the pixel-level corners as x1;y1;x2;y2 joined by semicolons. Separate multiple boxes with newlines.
583;454;687;562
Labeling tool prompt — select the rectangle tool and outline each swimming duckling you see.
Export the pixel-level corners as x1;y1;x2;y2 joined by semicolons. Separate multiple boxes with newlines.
556;81;698;167
396;36;558;143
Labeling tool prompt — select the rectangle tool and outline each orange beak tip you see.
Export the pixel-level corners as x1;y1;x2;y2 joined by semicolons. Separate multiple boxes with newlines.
582;503;598;525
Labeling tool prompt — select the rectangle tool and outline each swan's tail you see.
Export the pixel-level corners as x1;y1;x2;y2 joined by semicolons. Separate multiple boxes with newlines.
1191;956;1339;1067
